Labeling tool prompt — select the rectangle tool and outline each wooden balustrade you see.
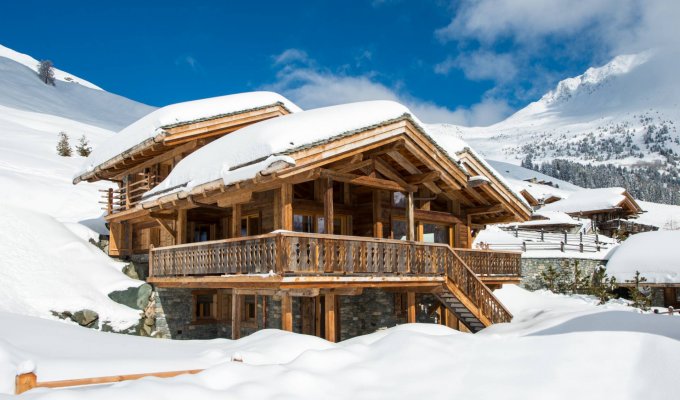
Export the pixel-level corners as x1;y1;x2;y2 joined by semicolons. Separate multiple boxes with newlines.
100;172;162;214
149;232;514;325
453;248;521;277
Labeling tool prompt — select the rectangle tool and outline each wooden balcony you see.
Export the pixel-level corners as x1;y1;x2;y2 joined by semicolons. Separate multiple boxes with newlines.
149;232;520;327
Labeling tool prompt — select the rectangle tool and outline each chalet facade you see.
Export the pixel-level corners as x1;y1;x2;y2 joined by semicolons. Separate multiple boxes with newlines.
75;93;531;341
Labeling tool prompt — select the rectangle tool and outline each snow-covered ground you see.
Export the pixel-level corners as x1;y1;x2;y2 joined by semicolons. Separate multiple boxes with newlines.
1;286;678;398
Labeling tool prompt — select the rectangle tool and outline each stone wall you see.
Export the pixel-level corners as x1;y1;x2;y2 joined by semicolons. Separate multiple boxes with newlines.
521;257;607;290
154;287;442;341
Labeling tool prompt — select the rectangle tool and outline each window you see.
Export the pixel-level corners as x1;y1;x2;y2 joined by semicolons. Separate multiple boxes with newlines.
193;291;216;321
242;295;257;323
393;192;406;208
294;213;344;234
392;219;407;240
241;215;260;236
294;214;314;233
393;293;408;316
193;224;210;242
423;223;449;244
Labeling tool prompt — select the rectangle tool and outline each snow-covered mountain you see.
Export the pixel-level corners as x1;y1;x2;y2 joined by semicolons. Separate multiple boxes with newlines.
431;50;680;168
0;44;154;223
0;45;152;328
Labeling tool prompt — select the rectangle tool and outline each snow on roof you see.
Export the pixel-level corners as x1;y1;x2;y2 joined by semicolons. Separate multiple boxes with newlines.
540;187;631;214
75;91;301;178
143;100;422;200
517;211;582;227
473;226;524;247
636;200;680;230
606;231;680;284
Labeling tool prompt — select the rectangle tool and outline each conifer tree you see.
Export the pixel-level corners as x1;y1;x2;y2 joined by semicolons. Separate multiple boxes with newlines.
37;60;56;86
627;270;651;311
589;266;618;305
540;265;560;292
56;132;72;157
75;135;92;156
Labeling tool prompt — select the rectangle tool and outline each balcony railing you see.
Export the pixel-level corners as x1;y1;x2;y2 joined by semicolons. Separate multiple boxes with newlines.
100;172;161;214
149;232;518;324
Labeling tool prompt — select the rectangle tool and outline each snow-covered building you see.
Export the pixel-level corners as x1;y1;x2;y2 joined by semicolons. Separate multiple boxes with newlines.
76;93;533;341
607;231;680;308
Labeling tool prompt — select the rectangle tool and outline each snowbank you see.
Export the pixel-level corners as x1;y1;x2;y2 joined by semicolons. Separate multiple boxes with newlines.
516;210;583;228
1;286;679;398
76;91;301;178
606;231;680;284
636;200;680;230
0;204;143;330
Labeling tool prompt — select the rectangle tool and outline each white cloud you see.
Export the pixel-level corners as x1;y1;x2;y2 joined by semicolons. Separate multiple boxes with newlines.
272;49;310;66
435;51;518;83
265;49;511;126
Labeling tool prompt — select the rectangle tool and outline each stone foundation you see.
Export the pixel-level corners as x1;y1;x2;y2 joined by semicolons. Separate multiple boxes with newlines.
520;258;606;290
154;287;444;341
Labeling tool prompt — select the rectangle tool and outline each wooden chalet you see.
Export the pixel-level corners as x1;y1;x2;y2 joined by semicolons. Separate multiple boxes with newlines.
76;96;531;341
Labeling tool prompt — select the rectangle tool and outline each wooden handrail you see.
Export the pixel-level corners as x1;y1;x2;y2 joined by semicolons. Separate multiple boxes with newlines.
15;369;203;394
149;233;514;325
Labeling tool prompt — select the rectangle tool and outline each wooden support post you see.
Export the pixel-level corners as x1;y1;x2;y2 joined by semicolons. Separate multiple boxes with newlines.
325;293;336;342
15;372;37;395
176;209;187;245
281;183;293;231
106;188;113;215
323;177;334;234
281;293;293;332
373;190;383;238
406;191;415;241
108;221;122;257
231;292;241;340
315;296;322;338
231;204;241;238
407;292;416;323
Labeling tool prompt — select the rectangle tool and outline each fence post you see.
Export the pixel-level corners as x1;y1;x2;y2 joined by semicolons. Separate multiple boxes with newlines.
580;232;583;245
579;243;583;253
560;242;564;252
564;231;567;244
541;229;544;242
522;242;526;252
15;373;37;394
107;188;113;215
514;227;518;237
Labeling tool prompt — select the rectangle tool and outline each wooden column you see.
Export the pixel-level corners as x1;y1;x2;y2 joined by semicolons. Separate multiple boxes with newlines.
109;221;122;257
231;204;241;238
407;292;416;323
15;372;37;395
281;293;293;332
277;183;293;231
231;292;241;340
372;190;383;238
323;178;334;234
325;293;336;342
176;209;187;245
406;191;415;241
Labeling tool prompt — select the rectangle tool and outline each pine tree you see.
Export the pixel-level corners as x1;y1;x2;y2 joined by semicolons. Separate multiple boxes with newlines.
540;265;560;292
56;132;72;157
75;135;92;156
589;266;618;305
37;60;55;86
627;270;651;311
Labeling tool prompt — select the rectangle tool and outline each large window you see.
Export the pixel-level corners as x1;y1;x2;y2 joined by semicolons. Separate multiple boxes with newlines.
193;291;217;321
294;213;343;234
422;223;449;244
392;220;407;240
392;192;406;208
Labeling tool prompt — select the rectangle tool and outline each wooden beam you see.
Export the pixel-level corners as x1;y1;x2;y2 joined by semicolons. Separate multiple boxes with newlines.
335;158;373;174
281;293;293;332
154;218;176;239
320;169;417;193
373;190;383;238
323;177;334;234
231;292;241;340
231;204;241;238
407;292;416;323
404;170;441;185
466;204;505;216
149;211;178;220
281;183;293;231
406;191;415;241
215;191;252;208
373;156;410;188
176;209;187;245
325;293;337;342
412;209;463;225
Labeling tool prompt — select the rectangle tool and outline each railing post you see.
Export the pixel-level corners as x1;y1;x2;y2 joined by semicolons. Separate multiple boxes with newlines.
149;245;154;277
107;188;113;215
560;242;564;252
15;372;37;395
563;231;567;244
540;229;544;242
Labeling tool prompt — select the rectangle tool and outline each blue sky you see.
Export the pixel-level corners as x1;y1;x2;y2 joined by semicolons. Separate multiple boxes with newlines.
0;0;671;125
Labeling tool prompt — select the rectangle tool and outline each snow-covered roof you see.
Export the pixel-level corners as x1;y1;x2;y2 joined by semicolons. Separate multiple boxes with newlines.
143;100;430;201
75;91;301;179
540;187;637;214
636;200;680;230
517;211;582;228
606;231;680;284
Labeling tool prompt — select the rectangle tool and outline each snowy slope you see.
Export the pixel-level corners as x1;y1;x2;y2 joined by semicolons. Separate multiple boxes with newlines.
0;44;154;131
432;51;680;168
1;287;678;398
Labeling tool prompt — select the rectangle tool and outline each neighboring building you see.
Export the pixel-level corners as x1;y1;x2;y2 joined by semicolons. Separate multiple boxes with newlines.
540;187;643;236
75;95;532;341
607;231;680;308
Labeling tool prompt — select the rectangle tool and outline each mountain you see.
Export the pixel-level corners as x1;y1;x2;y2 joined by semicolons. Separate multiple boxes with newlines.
0;44;155;223
429;50;680;204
